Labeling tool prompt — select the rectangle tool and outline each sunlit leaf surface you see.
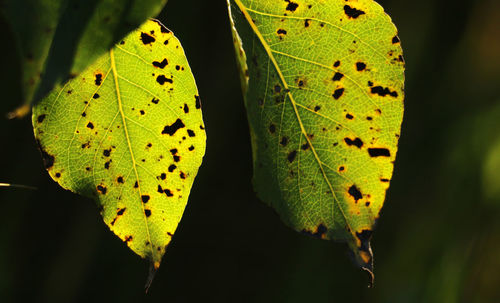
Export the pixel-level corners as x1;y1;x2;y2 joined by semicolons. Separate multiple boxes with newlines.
32;20;206;269
228;0;404;280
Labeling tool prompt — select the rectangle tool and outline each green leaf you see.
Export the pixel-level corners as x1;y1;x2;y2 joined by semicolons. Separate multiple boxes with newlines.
32;20;206;270
2;0;167;116
228;0;404;280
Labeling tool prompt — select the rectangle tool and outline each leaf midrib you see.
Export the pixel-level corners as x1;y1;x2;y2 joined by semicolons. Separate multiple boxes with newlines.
234;0;355;236
110;48;154;260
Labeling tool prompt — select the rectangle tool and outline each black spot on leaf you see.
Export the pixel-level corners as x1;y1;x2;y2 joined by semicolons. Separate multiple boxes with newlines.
37;114;46;123
95;73;102;85
156;75;173;85
333;88;344;100
348;185;362;201
152;58;168;68
371;86;398;97
141;195;150;203
162;119;185;136
140;32;156;44
332;72;344;81
287;150;297;162
302;224;328;239
269;124;276;134
344;137;363;148
97;184;107;195
368;148;391;157
285;0;299;12
356;62;366;71
344;5;366;19
144;209;151;217
168;164;176;172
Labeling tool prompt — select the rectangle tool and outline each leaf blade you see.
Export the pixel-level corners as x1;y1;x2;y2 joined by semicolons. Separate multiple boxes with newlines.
32;20;206;266
229;0;404;279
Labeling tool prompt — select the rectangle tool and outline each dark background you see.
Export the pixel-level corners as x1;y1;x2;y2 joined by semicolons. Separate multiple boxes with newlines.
1;0;499;302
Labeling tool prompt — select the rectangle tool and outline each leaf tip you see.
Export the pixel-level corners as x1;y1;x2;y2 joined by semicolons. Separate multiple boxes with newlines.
349;229;375;287
144;261;160;294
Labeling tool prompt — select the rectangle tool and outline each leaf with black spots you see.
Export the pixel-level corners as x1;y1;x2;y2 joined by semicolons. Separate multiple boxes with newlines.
228;0;404;283
32;20;206;278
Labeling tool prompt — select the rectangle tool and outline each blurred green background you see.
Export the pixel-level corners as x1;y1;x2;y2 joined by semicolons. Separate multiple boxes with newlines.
1;0;499;302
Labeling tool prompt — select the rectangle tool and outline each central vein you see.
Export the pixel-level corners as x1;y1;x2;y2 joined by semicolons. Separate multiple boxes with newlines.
110;49;154;260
